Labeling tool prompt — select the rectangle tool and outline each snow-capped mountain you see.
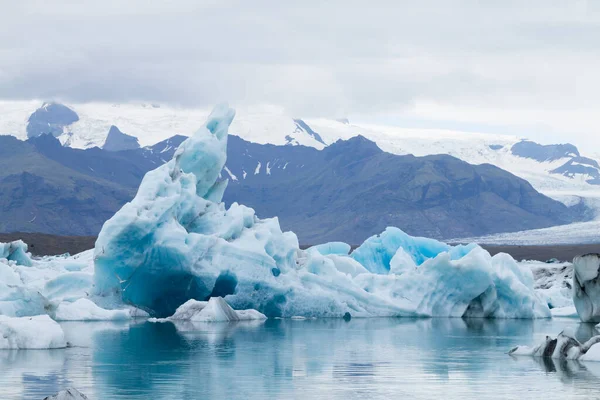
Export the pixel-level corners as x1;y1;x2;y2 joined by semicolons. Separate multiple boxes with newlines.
2;100;600;210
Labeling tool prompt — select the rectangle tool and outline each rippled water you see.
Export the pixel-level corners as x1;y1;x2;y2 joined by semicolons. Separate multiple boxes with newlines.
1;318;600;399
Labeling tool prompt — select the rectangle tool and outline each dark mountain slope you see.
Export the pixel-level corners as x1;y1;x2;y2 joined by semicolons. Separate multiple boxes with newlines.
223;136;578;243
0;134;582;242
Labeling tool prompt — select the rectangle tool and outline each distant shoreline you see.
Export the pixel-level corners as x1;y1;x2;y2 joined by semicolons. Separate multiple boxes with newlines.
1;232;598;262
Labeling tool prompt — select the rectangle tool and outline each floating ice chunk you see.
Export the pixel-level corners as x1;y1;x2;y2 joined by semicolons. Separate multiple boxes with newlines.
43;388;89;400
309;242;351;256
54;298;131;321
509;328;600;361
573;253;600;322
0;240;32;266
157;297;267;322
0;315;66;349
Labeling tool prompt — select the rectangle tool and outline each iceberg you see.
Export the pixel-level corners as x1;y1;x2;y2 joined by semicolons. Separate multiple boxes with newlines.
573;253;600;322
0;315;67;349
153;296;267;322
509;328;600;362
92;104;550;320
0;240;32;267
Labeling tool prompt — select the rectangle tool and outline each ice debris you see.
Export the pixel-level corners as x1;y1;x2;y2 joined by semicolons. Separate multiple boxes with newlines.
150;296;267;322
573;253;600;322
0;315;66;349
509;328;600;362
92;104;551;320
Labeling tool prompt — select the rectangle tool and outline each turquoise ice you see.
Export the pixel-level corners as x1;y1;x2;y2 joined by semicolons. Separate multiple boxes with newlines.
92;104;550;319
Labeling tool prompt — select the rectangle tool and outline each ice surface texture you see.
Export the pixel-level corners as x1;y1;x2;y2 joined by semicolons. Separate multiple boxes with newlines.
573;253;600;322
93;104;550;319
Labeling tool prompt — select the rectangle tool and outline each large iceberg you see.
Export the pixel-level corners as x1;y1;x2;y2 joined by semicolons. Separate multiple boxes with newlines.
92;104;550;320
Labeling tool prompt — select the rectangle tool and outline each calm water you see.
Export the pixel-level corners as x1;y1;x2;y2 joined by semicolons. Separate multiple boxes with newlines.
2;318;600;399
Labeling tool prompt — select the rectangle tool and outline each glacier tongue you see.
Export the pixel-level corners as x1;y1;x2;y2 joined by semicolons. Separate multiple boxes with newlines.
92;104;550;320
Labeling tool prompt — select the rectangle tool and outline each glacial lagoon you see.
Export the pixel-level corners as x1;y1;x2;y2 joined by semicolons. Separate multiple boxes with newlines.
2;317;600;399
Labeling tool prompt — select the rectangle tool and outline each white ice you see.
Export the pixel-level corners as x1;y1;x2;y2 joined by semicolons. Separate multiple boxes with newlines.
509;328;600;362
153;297;267;322
0;315;66;349
54;298;131;321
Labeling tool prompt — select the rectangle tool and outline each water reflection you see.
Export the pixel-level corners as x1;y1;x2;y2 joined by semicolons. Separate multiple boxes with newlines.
2;317;600;399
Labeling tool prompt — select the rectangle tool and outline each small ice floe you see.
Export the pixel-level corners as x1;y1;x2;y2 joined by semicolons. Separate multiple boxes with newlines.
509;328;600;362
149;297;267;323
0;315;67;350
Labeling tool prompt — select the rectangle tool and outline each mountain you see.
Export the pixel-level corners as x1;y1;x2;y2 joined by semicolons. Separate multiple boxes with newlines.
2;101;598;202
26;102;79;138
0;133;582;243
223;135;579;243
0;134;186;235
102;125;140;152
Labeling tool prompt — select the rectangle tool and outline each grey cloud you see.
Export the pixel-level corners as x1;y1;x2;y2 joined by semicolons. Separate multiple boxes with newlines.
1;1;600;146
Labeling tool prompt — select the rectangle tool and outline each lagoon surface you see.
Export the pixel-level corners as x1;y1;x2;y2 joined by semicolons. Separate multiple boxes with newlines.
1;318;599;399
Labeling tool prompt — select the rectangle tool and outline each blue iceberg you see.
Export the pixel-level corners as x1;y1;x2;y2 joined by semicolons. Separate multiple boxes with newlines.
92;104;550;319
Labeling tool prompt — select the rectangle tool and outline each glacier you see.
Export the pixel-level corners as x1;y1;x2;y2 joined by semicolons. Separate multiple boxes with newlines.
90;104;551;320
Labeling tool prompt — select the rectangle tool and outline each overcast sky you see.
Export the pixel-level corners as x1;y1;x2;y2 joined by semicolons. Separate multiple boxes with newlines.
2;1;600;147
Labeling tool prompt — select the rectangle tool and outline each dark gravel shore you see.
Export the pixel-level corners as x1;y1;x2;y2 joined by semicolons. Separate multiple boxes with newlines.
0;232;97;257
1;232;599;261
